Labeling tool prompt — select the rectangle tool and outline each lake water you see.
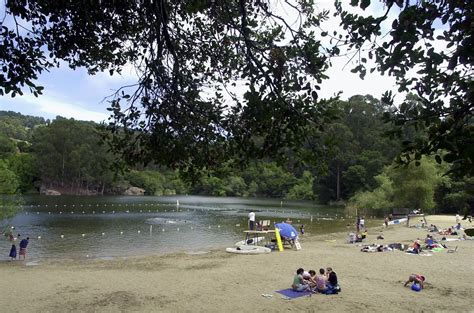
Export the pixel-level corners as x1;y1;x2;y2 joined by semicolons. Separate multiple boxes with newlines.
1;195;352;261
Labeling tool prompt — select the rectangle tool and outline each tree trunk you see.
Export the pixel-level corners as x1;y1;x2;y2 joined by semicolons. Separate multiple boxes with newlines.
336;164;340;201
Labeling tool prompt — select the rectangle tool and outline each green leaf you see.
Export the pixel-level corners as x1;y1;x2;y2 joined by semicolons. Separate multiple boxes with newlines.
360;0;370;10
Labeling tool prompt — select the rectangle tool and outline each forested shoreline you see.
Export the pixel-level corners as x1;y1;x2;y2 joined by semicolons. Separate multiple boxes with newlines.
0;94;472;218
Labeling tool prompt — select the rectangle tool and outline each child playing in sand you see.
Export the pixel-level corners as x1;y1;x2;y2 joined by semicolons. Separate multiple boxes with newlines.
404;274;425;289
292;268;310;292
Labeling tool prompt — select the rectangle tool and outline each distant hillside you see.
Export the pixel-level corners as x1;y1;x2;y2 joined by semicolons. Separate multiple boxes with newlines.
0;110;48;142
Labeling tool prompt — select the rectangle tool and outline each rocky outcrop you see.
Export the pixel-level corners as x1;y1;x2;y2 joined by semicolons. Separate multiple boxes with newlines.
40;187;61;196
123;186;145;196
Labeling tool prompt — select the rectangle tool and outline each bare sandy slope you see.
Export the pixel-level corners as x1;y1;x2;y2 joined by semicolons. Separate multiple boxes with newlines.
0;215;473;313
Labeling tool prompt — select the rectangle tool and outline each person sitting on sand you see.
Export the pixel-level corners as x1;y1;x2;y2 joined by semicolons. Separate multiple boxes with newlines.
292;268;310;292
406;240;422;254
428;224;438;232
307;270;317;288
404;274;425;289
348;232;357;243
326;267;341;293
425;235;434;249
315;268;327;293
361;229;368;239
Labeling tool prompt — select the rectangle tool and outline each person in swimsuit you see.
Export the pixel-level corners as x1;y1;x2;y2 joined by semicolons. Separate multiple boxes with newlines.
404;274;425;289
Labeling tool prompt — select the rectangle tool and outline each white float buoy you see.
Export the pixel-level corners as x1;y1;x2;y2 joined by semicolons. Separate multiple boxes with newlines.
138;230;141;234
120;231;124;235
102;232;105;236
37;236;41;239
60;235;64;238
82;234;85;237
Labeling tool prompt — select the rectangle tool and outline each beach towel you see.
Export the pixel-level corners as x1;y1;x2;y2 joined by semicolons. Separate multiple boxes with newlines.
275;288;312;299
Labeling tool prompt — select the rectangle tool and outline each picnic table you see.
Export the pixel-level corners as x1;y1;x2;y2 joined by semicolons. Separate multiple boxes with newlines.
243;230;276;246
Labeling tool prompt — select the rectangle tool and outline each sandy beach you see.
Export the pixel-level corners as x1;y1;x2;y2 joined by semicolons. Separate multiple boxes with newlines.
0;215;473;313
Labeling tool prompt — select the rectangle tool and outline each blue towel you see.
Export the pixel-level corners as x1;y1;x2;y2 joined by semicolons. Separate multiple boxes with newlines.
275;288;312;299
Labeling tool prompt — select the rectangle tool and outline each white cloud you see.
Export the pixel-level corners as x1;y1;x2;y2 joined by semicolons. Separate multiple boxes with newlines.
19;94;109;122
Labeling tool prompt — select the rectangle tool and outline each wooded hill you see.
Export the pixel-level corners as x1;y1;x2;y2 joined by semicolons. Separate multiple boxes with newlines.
0;94;471;217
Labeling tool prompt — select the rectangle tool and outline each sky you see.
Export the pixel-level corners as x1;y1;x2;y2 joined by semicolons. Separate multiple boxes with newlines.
0;1;402;123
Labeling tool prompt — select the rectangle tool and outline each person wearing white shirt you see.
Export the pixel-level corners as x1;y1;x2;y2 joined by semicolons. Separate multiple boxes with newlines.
248;211;255;230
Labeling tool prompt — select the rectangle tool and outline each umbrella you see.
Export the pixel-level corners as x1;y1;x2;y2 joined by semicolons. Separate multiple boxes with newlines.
275;223;298;240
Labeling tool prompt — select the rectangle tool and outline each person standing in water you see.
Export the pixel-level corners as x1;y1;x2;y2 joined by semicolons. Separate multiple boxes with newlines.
19;237;29;261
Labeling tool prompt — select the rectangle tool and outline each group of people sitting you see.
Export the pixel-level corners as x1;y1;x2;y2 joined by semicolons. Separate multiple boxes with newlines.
347;229;368;243
406;235;448;254
291;267;341;294
438;225;461;236
427;224;439;232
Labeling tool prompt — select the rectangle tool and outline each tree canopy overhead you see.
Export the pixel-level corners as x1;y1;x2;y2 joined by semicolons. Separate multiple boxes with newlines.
335;0;473;176
2;0;336;176
1;0;472;176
